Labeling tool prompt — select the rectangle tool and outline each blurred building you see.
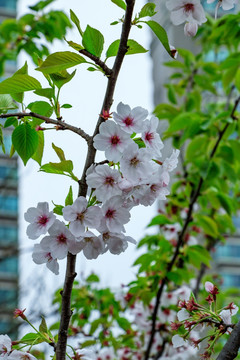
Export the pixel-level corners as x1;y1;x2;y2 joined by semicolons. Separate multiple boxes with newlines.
0;0;19;337
151;1;240;289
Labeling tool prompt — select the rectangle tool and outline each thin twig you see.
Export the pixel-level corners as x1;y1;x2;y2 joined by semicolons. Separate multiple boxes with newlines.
0;112;91;142
55;1;136;359
79;49;113;76
144;96;240;360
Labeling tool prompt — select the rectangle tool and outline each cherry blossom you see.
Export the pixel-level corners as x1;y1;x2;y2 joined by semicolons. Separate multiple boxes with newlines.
184;22;198;36
142;116;164;158
100;231;136;255
63;196;101;236
24;202;56;240
69;231;105;260
172;334;186;348
112;102;148;134
7;351;37;360
100;196;131;233
42;220;76;260
86;164;122;202
220;304;239;332
166;0;207;26
32;239;59;275
207;0;237;10
0;334;11;357
177;308;190;321
93;121;132;162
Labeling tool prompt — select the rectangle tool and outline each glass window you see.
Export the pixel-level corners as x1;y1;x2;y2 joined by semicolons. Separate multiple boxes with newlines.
221;273;240;288
0;195;18;213
0;0;17;10
0;225;17;244
215;244;240;258
0;165;17;181
0;288;17;308
0;256;18;274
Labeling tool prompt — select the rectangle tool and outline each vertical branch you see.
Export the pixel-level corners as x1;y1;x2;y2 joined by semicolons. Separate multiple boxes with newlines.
216;319;240;360
55;1;136;358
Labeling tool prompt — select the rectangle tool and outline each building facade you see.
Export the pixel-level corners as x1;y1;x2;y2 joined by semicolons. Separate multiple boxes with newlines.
0;0;18;337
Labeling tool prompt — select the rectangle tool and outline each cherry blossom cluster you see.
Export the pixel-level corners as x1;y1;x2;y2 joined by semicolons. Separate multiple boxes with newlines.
0;334;37;360
24;103;179;275
171;281;239;359
166;0;237;37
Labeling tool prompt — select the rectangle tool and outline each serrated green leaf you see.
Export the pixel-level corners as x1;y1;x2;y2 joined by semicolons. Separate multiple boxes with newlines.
15;61;28;75
144;20;171;56
50;69;76;90
111;0;126;10
32;130;44;166
12;123;39;165
235;67;240;92
0;94;18;110
138;3;156;18
27;101;53;117
65;186;73;206
116;317;131;331
86;273;100;283
40;160;73;175
70;9;83;36
4;117;18;128
34;88;54;100
82;25;104;58
65;39;83;51
36;52;86;74
0;74;41;94
106;39;147;59
52;143;66;161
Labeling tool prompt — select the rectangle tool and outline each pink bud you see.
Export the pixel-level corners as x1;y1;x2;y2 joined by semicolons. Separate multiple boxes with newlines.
184;22;198;37
205;281;215;294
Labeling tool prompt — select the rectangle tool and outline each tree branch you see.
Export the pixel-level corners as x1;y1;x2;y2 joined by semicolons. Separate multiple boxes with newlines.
144;95;240;360
0;112;91;142
217;319;240;360
55;1;136;358
79;49;113;76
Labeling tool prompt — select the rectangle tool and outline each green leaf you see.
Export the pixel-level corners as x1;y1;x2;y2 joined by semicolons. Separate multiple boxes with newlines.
20;333;44;345
4;117;18;128
27;101;53;117
144;20;171;56
53;204;64;215
116;317;131;331
15;61;28;75
39;317;48;334
0;94;18;110
82;25;104;58
111;0;126;10
195;215;219;238
186;245;212;269
70;9;83;36
52;143;66;161
29;0;55;11
65;186;73;206
12;123;39;165
0;125;5;153
34;88;54;100
106;39;147;58
217;193;232;215
167;271;183;285
147;214;173;227
65;39;83;51
86;273;100;283
32;130;44;166
0;74;41;94
36;52;86;74
138;3;156;18
40;160;73;175
235;67;240;92
50;69;76;90
61;104;72;109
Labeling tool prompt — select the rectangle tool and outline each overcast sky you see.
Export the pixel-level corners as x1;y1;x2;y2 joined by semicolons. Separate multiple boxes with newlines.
17;0;159;312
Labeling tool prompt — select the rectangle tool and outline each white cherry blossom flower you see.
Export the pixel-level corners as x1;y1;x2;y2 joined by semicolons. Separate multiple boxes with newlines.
120;142;153;182
177;308;190;321
100;231;136;255
24;202;56;240
63;197;102;236
163;149;180;173
113;102;148;134
86;164;122;202
166;0;207;26
32;239;59;275
93;121;132;162
7;351;37;360
0;334;11;356
42;220;76;260
184;22;198;36
142;116;164;158
100;196;131;233
207;0;237;10
172;334;185;348
69;231;104;259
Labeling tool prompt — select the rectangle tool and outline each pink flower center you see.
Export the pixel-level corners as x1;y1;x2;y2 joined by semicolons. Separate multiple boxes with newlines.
123;116;133;126
45;252;53;261
184;3;194;12
145;132;154;143
105;209;116;219
130;156;139;167
105;176;114;186
77;212;84;222
57;233;67;244
111;135;120;145
38;215;49;225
